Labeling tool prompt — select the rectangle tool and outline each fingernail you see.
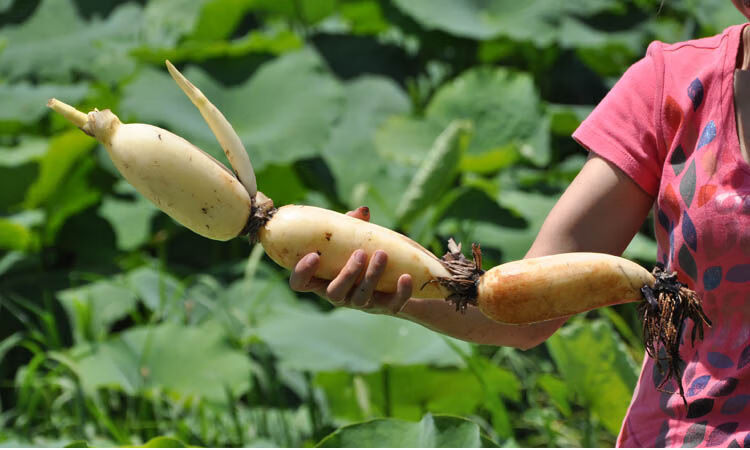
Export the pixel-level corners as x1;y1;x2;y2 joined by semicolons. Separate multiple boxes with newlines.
373;250;387;264
354;249;367;263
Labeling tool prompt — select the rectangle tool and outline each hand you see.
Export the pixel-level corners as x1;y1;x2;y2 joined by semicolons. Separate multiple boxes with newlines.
288;206;413;315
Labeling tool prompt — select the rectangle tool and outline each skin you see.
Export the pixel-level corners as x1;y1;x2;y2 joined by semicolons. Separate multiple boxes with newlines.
291;0;750;349
290;155;653;350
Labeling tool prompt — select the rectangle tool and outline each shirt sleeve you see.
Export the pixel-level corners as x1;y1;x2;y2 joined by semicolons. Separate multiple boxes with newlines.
572;41;665;197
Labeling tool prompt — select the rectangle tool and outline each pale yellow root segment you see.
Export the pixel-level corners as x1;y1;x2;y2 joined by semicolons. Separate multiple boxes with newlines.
165;60;257;199
477;252;654;324
259;205;453;299
47;101;252;241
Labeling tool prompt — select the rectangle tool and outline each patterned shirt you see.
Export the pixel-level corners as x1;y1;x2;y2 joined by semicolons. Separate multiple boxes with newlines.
573;23;750;447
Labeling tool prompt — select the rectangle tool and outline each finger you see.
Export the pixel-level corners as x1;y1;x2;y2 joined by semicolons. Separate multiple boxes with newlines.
346;206;370;222
350;250;388;307
372;274;413;315
326;250;368;304
289;253;321;291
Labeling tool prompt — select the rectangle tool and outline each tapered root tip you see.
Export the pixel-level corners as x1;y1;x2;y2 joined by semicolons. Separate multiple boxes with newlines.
47;98;91;132
164;59;259;200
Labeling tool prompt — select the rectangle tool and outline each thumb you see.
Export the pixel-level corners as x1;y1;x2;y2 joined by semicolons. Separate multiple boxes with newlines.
346;206;370;222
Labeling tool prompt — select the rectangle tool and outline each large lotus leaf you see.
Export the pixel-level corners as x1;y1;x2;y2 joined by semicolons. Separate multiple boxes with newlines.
391;0;619;45
426;68;543;167
251;0;337;24
57;277;138;343
133;27;302;64
190;0;255;41
121;49;343;171
141;0;210;48
316;364;519;422
215;266;320;337
0;0;141;83
317;413;499;447
374;116;443;167
255;308;470;373
70;321;253;403
125;266;184;314
376;67;544;174
0;82;88;124
546;318;639;435
98;182;160;251
321;76;412;226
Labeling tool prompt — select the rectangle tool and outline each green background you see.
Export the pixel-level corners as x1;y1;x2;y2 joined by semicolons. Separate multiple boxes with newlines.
0;0;743;446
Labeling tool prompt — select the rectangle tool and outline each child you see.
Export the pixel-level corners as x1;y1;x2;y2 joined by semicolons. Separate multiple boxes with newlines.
289;2;750;446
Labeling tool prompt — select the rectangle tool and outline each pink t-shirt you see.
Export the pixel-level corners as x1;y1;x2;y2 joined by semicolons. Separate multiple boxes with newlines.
573;23;750;447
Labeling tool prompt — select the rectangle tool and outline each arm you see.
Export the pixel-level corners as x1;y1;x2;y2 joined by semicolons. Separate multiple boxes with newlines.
290;154;654;349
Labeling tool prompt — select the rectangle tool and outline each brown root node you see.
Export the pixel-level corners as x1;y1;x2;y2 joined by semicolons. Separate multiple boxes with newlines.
435;238;484;313
640;263;712;407
244;194;276;243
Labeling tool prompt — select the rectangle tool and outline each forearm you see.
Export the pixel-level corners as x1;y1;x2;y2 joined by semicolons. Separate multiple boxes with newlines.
394;156;653;349
396;297;565;349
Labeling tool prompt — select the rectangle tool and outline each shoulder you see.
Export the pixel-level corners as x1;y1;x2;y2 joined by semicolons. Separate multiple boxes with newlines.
643;24;742;68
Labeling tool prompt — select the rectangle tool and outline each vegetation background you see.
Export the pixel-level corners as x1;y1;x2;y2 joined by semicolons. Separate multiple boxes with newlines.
0;0;744;446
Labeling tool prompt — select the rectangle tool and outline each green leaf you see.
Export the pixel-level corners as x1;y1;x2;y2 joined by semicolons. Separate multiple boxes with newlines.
547;104;594;136
64;440;89;448
322;76;411;225
255;308;470;373
622;232;657;264
0;137;47;166
427;67;543;170
24;130;97;209
536;374;572;417
0;218;33;251
374;116;443;167
317;413;499;447
545;318;639;435
316;364;519;422
377;67;543;175
251;0;337;25
133;27;302;64
0;82;88;124
121;49;343;170
395;120;472;225
142;0;210;47
339;1;390;35
136;436;188;448
391;0;620;44
0;0;142;83
126;266;183;313
98;182;160;251
190;0;254;41
57;277;139;343
71;321;252;403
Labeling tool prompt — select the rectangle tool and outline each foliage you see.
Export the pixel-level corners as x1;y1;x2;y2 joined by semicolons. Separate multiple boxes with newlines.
0;0;742;447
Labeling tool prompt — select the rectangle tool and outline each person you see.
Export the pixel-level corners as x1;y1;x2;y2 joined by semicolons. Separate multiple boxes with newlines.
289;2;750;446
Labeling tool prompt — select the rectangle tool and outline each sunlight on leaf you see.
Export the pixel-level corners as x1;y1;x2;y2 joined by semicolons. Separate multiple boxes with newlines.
71;321;252;403
0;0;141;83
317;413;499;447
